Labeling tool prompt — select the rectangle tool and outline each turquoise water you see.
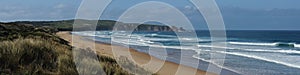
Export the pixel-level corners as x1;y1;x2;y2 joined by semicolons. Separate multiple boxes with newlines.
72;30;300;75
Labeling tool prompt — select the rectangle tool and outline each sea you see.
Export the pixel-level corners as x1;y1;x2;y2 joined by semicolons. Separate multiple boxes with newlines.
72;30;300;75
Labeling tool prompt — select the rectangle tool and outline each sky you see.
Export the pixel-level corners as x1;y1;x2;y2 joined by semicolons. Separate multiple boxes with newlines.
0;0;300;30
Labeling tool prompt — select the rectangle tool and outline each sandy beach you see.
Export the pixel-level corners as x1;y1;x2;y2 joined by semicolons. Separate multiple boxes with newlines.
57;31;215;75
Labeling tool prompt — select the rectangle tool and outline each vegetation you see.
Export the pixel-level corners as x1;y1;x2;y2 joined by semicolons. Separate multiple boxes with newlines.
0;38;77;74
0;23;76;74
0;23;155;74
74;48;153;75
10;19;182;31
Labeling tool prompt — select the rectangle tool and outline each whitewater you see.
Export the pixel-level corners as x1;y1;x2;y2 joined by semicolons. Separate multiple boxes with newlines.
72;31;300;75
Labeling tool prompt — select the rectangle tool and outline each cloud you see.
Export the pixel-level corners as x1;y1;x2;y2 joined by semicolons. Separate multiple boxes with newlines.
54;4;66;9
0;7;30;21
184;5;191;9
0;3;78;22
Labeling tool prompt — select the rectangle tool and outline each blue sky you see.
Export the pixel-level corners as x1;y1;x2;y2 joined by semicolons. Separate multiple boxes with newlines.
0;0;300;30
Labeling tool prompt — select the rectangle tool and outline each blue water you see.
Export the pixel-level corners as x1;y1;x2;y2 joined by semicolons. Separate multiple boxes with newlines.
72;30;300;75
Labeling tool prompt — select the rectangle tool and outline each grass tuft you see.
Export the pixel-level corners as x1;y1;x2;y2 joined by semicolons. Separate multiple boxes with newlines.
0;38;77;74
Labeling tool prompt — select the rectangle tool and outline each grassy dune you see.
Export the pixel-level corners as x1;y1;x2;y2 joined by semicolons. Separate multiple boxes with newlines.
74;48;153;75
0;38;77;74
0;23;153;74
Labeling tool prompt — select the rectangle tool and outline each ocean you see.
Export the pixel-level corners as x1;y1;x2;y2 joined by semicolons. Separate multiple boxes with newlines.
72;30;300;75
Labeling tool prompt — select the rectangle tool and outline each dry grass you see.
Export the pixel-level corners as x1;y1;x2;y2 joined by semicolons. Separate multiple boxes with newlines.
74;48;155;75
0;23;156;75
0;38;77;74
0;38;155;75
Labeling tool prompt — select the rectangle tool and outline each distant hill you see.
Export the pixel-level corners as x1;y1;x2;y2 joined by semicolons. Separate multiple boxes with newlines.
10;19;185;32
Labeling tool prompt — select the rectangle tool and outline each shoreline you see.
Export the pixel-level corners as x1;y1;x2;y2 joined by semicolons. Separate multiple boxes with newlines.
57;31;216;75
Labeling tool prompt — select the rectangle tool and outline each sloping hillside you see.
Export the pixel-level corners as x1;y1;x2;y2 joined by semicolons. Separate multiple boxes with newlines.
11;19;185;32
0;23;152;74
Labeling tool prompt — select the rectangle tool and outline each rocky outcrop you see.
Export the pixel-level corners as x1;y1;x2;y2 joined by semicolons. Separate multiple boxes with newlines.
112;23;185;32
